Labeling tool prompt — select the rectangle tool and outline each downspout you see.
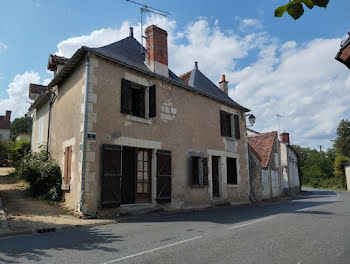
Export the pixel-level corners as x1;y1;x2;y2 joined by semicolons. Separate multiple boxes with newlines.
46;91;56;156
79;51;95;217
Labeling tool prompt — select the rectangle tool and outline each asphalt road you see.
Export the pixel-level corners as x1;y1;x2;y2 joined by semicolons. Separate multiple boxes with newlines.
1;188;350;264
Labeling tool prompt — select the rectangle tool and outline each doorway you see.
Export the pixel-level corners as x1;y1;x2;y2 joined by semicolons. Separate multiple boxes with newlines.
121;147;151;204
212;156;220;198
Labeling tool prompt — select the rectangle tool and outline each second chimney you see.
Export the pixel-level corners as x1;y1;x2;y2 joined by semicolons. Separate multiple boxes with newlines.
145;25;169;77
280;132;290;145
5;110;11;122
219;74;228;95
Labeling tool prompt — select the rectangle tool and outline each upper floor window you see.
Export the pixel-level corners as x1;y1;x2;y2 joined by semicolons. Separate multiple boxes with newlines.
121;78;156;119
220;110;240;139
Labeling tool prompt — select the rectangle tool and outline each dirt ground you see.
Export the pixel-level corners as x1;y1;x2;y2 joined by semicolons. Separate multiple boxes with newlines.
0;170;115;231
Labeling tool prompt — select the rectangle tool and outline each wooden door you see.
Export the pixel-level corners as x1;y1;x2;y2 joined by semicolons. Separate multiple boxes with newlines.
135;149;152;203
121;147;136;204
156;150;171;203
212;156;220;198
101;144;122;208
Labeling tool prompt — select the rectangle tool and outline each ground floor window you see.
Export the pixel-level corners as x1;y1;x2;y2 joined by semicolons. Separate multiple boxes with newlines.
190;156;208;186
227;157;238;185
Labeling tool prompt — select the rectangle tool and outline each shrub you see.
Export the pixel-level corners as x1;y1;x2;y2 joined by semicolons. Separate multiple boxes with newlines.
334;155;348;189
8;140;31;167
21;151;63;202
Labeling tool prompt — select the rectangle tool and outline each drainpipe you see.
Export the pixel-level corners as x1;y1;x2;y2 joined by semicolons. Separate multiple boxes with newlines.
45;90;56;157
79;51;95;217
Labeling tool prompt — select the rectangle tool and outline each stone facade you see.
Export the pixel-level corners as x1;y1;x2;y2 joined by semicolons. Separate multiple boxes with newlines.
280;143;300;194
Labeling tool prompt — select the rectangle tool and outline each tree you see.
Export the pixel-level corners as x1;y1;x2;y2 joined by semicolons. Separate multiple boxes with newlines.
10;116;32;139
275;0;330;20
333;155;348;189
333;119;350;157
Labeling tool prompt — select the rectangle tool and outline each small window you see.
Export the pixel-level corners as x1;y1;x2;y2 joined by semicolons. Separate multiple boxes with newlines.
220;110;240;139
121;78;156;118
190;156;208;186
227;157;238;185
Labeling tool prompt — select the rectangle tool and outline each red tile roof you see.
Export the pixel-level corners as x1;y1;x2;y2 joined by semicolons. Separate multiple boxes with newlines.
248;131;277;168
47;54;69;71
179;71;191;85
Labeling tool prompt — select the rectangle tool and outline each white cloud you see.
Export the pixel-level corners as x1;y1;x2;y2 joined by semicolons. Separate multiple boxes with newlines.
0;42;7;53
21;16;350;148
0;72;46;120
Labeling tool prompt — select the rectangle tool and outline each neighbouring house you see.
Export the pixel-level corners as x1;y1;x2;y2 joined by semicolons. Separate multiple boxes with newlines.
16;133;31;141
280;132;300;194
0;111;12;140
28;83;49;152
344;162;350;191
246;128;260;137
335;32;350;69
248;131;283;201
28;25;251;215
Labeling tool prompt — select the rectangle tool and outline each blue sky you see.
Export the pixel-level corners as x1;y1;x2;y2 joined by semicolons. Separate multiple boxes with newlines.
0;0;349;149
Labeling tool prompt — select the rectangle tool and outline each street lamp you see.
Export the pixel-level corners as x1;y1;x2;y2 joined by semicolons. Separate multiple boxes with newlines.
246;114;256;127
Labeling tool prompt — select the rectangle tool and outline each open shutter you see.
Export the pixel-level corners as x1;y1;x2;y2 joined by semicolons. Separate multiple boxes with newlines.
220;110;225;136
149;84;156;118
101;144;122;208
234;114;240;139
202;157;208;185
121;78;132;114
156;150;171;203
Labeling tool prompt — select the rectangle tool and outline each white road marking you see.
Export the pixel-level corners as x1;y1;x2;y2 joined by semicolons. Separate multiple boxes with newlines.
102;235;203;263
229;216;277;230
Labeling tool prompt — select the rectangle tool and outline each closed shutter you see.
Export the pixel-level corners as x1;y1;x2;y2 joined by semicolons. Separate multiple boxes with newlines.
220;110;225;136
64;146;72;185
234;114;240;139
101;144;122;208
121;78;132;114
149;84;156;118
156;150;171;203
202;157;208;185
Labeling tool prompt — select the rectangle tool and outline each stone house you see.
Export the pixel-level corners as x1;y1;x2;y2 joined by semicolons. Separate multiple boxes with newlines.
0;111;12;140
280;132;300;194
335;32;350;69
28;25;251;215
248;131;282;201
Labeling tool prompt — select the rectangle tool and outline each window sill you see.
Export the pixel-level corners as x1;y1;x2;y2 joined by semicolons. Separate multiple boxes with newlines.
225;137;236;141
227;184;239;188
127;115;152;125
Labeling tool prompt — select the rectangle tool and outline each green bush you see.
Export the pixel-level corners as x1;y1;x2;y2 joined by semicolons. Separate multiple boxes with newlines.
7;140;31;167
21;151;63;202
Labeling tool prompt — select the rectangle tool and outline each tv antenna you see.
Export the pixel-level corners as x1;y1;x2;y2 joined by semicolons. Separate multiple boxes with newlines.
126;0;171;53
276;114;283;135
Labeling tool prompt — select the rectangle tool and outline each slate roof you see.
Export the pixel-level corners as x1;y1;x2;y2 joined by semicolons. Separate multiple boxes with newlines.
179;65;249;111
248;131;277;168
47;35;249;111
48;54;69;71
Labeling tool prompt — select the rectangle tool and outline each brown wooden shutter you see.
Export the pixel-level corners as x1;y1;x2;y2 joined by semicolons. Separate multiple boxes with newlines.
234;114;240;139
64;146;72;185
149;84;156;118
101;144;122;208
202;157;208;185
121;78;132;114
156;150;171;203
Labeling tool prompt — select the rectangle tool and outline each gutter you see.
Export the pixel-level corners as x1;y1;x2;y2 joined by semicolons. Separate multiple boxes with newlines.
79;51;95;217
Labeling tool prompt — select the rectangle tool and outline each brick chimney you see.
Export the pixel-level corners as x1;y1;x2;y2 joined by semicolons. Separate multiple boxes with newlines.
219;74;228;95
145;25;169;77
5;110;11;122
280;132;290;145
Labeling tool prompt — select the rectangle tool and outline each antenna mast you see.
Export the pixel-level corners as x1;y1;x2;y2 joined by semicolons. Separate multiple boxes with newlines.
126;0;171;53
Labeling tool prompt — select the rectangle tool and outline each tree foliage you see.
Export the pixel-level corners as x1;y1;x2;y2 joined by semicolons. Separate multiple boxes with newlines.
333;119;350;157
10;116;32;139
275;0;330;20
